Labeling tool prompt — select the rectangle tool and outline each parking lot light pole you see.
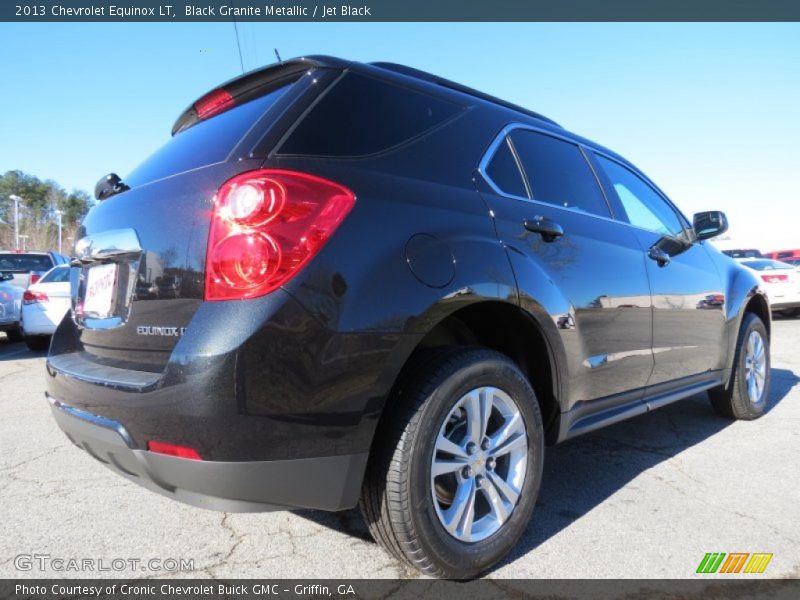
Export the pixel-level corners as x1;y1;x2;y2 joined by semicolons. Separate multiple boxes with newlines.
9;194;22;250
55;209;63;253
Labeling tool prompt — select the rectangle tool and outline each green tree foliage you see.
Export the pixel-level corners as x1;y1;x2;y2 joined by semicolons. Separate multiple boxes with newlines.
0;170;92;252
62;189;93;226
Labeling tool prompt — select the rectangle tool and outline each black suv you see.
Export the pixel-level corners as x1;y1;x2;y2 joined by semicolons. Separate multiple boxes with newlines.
47;57;771;578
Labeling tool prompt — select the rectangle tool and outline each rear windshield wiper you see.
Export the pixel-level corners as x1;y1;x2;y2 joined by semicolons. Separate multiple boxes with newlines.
95;173;130;201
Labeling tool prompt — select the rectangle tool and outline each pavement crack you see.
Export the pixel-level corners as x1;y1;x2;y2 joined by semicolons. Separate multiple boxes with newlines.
0;446;61;473
591;435;676;458
0;368;26;381
201;513;247;577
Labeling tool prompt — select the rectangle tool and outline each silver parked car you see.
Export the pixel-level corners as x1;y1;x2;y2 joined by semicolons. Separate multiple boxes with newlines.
0;250;70;289
0;273;24;342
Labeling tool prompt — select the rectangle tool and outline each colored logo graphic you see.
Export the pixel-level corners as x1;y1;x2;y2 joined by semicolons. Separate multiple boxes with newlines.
697;553;773;574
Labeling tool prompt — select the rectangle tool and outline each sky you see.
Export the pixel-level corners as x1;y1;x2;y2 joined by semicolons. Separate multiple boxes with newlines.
0;22;798;250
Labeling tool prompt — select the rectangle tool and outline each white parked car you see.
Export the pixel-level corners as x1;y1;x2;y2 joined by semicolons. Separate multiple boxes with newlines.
739;259;800;317
21;264;71;350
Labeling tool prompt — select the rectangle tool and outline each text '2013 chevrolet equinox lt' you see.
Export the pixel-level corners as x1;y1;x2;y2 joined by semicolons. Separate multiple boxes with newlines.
47;56;771;578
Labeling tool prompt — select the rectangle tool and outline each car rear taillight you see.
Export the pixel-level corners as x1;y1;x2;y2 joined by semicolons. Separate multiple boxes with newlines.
205;169;356;301
23;290;48;304
762;274;788;283
147;440;202;460
194;88;235;120
30;273;41;285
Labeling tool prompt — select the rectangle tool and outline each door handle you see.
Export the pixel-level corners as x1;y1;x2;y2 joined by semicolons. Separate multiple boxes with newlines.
523;216;564;242
648;246;671;267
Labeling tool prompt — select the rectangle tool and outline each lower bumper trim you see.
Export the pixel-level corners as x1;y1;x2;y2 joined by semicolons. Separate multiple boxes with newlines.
771;301;800;311
49;395;368;513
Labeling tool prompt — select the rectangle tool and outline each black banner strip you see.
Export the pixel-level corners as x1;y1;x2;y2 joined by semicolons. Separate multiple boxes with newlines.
3;0;800;22
4;579;800;600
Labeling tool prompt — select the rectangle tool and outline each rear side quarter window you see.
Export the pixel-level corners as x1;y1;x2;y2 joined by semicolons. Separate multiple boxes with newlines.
484;137;528;198
278;72;464;158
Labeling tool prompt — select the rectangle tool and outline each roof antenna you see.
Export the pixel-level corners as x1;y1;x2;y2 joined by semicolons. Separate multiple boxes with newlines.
230;0;245;74
274;48;283;64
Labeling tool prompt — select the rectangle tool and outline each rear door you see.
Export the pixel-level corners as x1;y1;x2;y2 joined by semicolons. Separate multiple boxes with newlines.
479;125;654;412
590;151;727;386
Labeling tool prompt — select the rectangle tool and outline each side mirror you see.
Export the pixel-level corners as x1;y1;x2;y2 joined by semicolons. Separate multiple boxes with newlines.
693;211;729;241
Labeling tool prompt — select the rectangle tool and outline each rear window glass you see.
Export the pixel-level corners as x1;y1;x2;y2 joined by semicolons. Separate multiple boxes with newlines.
40;266;71;283
278;72;463;157
0;254;53;272
741;260;793;271
126;86;290;186
725;249;762;258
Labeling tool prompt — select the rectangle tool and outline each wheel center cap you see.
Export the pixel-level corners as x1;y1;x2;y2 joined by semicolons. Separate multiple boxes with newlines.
470;452;487;474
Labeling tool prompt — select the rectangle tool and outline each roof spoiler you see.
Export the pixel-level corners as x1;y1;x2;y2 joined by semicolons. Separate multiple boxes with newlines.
171;55;350;136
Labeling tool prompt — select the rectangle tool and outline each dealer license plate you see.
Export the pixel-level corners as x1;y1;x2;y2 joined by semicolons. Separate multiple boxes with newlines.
83;263;117;318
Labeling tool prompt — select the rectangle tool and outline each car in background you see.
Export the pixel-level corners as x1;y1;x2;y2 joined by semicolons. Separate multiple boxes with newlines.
0;251;70;289
779;256;800;272
721;248;763;260
135;277;158;300
696;293;725;310
20;264;72;350
157;275;181;299
0;273;24;342
739;259;800;317
765;249;800;262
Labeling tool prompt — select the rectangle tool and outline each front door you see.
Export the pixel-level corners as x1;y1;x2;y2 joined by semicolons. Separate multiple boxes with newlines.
590;152;727;387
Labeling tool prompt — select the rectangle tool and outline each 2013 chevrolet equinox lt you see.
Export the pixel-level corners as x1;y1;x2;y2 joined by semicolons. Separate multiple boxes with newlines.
47;56;771;578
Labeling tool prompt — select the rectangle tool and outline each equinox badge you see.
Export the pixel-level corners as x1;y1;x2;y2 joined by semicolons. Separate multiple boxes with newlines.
136;326;185;337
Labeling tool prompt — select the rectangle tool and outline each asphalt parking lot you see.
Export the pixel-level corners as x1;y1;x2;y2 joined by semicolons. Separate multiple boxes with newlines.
1;318;799;580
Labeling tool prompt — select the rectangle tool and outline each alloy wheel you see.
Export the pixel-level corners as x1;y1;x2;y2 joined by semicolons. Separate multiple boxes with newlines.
430;386;528;542
744;330;767;404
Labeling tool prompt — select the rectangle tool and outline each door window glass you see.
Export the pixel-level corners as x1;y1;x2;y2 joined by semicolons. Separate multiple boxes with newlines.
595;155;684;237
508;130;610;217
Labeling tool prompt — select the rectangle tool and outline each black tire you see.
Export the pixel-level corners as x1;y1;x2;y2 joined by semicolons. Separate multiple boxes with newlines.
709;313;770;420
359;347;544;579
24;335;50;351
5;327;24;343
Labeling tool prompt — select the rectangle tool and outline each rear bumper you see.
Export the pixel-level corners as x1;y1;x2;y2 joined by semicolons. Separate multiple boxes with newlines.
21;305;62;335
45;289;414;512
0;313;20;330
770;300;800;310
48;394;368;512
